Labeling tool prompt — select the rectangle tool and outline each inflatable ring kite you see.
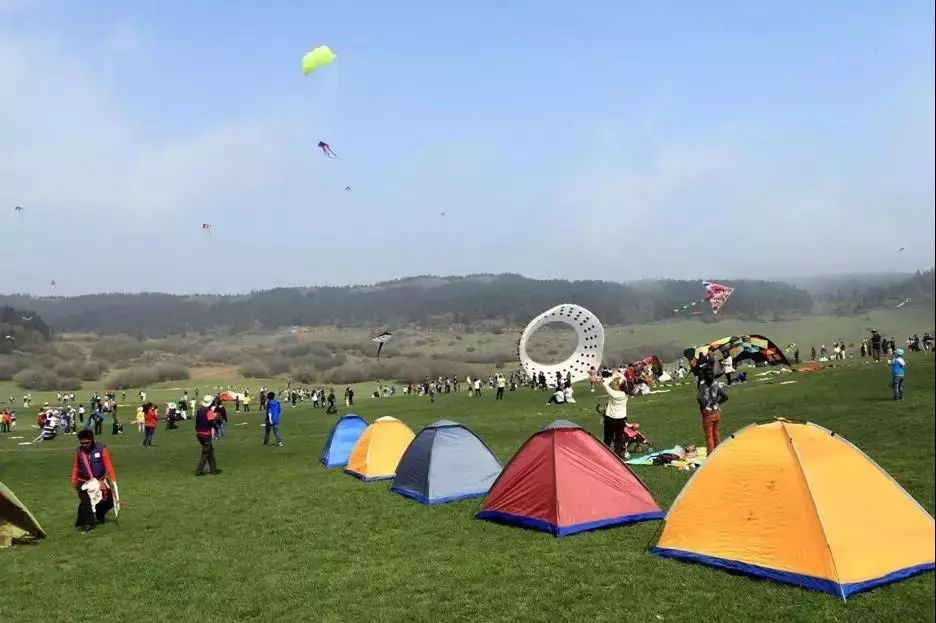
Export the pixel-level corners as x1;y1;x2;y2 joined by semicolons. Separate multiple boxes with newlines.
518;304;605;385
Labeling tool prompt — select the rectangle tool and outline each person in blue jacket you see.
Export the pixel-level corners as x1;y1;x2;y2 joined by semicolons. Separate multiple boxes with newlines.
891;348;907;400
264;392;283;447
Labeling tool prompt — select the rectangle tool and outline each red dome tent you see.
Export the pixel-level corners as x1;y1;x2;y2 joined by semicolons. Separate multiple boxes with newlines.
475;420;663;537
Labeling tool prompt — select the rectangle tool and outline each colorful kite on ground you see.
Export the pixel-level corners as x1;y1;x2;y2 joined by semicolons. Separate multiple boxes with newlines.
302;45;336;75
684;335;790;372
672;281;735;315
372;331;392;361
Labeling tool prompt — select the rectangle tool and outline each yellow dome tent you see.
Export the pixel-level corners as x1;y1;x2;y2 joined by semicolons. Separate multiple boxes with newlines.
345;416;415;482
652;419;934;599
1;480;46;547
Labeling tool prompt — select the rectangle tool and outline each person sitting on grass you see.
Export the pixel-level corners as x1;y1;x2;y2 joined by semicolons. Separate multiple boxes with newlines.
546;387;566;405
71;429;118;532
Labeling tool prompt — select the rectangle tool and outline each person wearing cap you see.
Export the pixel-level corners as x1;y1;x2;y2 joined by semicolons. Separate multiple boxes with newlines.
891;348;907;400
194;396;221;476
71;429;118;532
264;392;283;447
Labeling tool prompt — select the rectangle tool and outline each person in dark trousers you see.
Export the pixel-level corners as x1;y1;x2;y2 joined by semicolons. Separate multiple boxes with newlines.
325;390;337;414
234;395;241;412
213;398;228;439
264;392;283;446
93;406;104;435
195;396;221;476
71;429;118;532
347;387;354;407
870;330;883;362
142;402;158;447
495;374;506;399
794;348;800;365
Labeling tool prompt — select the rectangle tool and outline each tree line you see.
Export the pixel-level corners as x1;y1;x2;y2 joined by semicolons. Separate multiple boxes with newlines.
0;275;816;336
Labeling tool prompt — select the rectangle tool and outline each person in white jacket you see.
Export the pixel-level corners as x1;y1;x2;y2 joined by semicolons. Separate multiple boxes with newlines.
600;372;630;457
721;355;735;385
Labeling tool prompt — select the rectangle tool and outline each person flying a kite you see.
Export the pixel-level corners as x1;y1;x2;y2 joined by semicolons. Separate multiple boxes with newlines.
318;141;339;158
673;281;735;315
372;332;392;362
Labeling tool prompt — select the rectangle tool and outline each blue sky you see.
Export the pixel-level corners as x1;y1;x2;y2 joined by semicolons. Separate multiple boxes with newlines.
1;1;933;294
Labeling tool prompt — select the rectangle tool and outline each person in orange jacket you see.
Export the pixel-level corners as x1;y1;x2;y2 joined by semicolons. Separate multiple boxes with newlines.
71;429;119;532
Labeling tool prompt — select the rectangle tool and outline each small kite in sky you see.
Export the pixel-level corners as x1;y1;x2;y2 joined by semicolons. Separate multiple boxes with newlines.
4;336;15;341
302;45;336;75
898;247;905;252
21;315;33;321
673;281;735;315
14;206;23;213
372;331;392;361
318;141;338;158
50;280;56;287
202;223;212;235
440;212;446;216
896;297;911;308
345;186;352;191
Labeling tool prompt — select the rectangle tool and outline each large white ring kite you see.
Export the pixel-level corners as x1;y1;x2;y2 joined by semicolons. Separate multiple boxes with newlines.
518;304;604;385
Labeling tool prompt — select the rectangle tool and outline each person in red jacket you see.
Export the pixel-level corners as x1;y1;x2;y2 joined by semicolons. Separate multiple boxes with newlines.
71;429;119;532
142;402;158;447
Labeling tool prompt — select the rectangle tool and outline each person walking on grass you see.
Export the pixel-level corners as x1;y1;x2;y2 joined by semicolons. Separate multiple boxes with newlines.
697;361;729;455
891;348;907;400
473;377;482;398
142;402;158;447
71;429;119;533
213;398;228;439
264;392;283;447
195;396;221;476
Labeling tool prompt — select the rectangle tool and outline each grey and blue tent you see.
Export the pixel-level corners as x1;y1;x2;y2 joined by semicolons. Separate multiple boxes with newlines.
321;414;368;468
391;420;502;504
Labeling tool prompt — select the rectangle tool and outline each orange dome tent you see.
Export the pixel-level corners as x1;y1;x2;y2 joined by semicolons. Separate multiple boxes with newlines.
652;419;934;599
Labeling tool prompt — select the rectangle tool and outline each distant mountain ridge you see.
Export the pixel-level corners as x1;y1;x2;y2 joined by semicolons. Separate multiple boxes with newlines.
0;271;929;336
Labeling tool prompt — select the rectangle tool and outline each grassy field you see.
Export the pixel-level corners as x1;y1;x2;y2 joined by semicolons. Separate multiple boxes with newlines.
1;354;933;622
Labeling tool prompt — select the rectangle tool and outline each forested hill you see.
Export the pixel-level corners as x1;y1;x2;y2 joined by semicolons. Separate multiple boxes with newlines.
0;275;814;335
0;306;52;353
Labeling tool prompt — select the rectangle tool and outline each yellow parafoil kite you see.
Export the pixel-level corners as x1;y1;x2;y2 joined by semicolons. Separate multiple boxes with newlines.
302;45;336;75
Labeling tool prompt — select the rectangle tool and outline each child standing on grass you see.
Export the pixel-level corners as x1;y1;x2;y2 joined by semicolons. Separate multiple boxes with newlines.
891;348;906;400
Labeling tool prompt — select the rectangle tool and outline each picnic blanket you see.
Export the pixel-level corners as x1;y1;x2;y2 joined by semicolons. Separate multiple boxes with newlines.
625;445;707;470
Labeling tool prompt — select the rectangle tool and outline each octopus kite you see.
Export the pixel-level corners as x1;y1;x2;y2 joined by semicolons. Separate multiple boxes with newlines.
318;141;338;158
372;331;392;362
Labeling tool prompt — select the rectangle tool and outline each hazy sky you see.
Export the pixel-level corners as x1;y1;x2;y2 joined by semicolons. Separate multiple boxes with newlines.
2;1;934;295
